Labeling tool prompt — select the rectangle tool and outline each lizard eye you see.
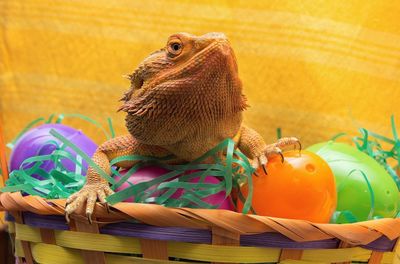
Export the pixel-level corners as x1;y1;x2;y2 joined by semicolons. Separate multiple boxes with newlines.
167;40;183;56
172;43;181;51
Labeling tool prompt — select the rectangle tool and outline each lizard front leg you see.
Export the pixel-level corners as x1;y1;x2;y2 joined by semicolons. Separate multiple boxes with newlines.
237;126;300;170
236;126;268;169
65;134;171;222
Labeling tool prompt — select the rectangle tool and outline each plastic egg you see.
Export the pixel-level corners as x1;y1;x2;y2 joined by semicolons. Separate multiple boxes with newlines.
115;167;233;210
114;166;170;202
173;175;233;210
238;150;337;223
308;141;399;223
9;124;97;177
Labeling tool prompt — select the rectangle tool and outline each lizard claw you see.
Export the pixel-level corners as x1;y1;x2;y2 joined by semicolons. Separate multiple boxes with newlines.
65;211;70;223
102;202;111;214
87;213;93;225
262;164;268;175
294;140;302;152
279;152;285;163
250;153;269;175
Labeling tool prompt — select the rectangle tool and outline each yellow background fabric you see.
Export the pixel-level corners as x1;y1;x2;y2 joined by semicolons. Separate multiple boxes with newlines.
1;0;399;156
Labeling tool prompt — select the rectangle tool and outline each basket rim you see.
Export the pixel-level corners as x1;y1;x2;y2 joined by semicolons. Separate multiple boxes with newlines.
1;192;399;246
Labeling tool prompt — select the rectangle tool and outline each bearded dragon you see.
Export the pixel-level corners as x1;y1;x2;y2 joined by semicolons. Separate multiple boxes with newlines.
65;32;299;221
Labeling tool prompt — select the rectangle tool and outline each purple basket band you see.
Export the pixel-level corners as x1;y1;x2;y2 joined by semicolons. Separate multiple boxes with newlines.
17;212;397;251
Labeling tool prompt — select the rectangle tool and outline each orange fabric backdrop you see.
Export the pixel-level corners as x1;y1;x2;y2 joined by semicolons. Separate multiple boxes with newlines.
0;0;399;156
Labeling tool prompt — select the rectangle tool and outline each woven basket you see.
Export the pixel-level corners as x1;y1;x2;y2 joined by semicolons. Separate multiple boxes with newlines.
0;192;399;264
1;124;400;264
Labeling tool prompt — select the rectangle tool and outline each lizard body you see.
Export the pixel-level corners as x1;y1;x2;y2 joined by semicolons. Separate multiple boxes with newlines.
65;32;299;220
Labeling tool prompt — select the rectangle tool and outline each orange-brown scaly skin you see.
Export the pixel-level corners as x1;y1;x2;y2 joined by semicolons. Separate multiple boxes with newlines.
65;33;299;221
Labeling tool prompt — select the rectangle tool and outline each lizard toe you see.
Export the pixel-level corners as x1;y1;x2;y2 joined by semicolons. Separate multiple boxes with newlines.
250;158;259;170
276;137;301;151
265;146;284;161
85;192;97;220
104;186;115;196
66;191;80;204
65;190;89;222
96;189;111;213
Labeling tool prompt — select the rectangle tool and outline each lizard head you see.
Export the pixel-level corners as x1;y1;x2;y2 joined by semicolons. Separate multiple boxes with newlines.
120;32;247;144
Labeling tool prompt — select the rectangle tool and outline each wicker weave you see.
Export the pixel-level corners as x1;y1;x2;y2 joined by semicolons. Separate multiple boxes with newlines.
0;192;399;264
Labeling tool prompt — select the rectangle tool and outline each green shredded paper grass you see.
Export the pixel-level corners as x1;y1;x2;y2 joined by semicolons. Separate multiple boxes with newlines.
352;115;400;191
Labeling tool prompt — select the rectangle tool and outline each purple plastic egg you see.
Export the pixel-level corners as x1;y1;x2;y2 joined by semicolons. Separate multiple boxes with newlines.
9;124;97;177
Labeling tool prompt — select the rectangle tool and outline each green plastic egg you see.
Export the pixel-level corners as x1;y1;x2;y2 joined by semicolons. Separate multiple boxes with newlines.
307;141;399;223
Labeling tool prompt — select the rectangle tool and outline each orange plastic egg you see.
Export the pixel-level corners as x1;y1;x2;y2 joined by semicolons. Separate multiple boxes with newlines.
238;150;337;223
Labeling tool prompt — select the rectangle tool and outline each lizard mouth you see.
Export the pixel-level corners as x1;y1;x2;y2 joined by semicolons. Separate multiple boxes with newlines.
135;77;144;90
120;72;144;103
